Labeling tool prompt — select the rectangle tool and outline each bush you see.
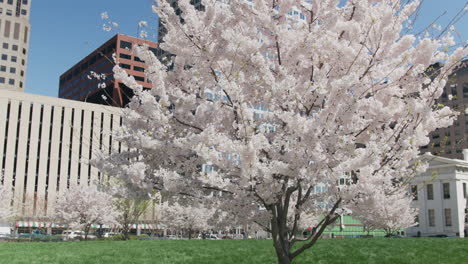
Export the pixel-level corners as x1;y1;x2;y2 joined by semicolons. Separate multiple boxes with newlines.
138;234;149;238
112;234;126;241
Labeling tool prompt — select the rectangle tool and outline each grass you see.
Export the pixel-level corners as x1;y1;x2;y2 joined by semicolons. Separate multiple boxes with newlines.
0;238;467;264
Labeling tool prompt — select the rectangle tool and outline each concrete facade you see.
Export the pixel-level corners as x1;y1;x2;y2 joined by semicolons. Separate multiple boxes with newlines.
407;152;468;237
0;90;158;226
0;0;31;92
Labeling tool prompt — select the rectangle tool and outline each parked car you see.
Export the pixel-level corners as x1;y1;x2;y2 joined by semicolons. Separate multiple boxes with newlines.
103;232;119;238
385;234;405;238
429;234;448;238
61;230;84;240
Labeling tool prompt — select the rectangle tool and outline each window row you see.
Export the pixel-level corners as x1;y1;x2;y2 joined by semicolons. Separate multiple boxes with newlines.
119;40;158;57
2;42;18;50
118;53;148;64
119;63;145;72
1;53;21;62
0;0;29;5
427;208;451;227
0;65;24;76
0;76;22;87
0;19;29;44
412;182;457;200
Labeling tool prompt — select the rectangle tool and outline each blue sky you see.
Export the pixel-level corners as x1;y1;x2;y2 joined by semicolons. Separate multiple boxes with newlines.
26;0;467;98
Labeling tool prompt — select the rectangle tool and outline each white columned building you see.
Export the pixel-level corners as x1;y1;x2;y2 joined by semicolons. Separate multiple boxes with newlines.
407;152;468;237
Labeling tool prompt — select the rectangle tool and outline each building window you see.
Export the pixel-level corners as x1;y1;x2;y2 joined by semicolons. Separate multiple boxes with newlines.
134;75;145;82
11;56;16;62
9;67;15;73
0;65;6;72
444;208;452;226
20;9;26;16
134;66;145;72
8;79;14;85
443;183;450;199
427;184;434;200
119;53;131;60
120;63;131;69
0;77;5;83
23;26;28;44
12;44;17;51
22;0;28;4
428;209;435;227
1;54;7;60
22;48;26;54
19;81;22;88
2;43;8;49
7;0;12;4
20;70;23;76
120;40;132;50
4;20;11;37
134;56;144;63
6;9;12;16
13;22;20;40
411;185;418;200
463;183;467;198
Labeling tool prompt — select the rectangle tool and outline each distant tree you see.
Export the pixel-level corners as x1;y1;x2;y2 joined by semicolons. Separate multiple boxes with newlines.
350;182;417;236
53;184;118;240
114;196;151;240
0;185;13;222
160;199;214;239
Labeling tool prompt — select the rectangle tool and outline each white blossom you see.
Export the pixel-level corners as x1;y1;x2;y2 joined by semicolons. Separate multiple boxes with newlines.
100;12;109;20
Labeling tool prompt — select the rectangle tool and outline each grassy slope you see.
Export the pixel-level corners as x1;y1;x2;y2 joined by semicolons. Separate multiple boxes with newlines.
0;238;467;264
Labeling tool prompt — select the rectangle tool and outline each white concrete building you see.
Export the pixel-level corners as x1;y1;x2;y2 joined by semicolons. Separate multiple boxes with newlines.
406;152;468;237
0;90;159;233
0;0;31;91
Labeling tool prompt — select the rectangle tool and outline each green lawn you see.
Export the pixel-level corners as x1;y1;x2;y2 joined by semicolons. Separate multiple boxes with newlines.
0;238;467;264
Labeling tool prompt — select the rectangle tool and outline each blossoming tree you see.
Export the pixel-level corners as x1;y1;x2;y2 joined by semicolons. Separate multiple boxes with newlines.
96;0;467;263
53;184;118;240
160;200;215;239
350;180;417;236
0;185;13;222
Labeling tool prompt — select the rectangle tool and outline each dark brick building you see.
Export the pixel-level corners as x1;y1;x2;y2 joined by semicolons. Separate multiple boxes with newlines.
59;34;158;107
423;60;468;159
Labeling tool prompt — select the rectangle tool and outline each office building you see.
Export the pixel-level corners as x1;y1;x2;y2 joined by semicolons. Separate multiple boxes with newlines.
0;0;31;91
59;34;158;107
422;61;468;159
0;90;158;233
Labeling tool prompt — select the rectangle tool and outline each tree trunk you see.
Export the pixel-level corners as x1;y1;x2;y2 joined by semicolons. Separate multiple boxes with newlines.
271;216;293;264
123;226;130;240
273;241;292;264
84;225;90;241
